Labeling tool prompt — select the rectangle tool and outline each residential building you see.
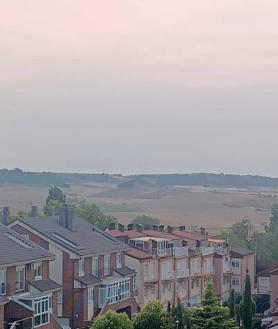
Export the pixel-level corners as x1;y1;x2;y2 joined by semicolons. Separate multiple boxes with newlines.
0;222;62;329
10;206;138;329
257;264;278;295
108;225;190;308
230;248;256;294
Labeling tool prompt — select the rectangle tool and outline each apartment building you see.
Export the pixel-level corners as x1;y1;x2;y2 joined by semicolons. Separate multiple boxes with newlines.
257;264;278;295
230;248;256;294
0;222;62;329
10;206;139;329
107;225;189;308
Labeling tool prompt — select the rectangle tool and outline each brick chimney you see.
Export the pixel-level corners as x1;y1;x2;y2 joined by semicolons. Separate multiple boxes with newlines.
118;223;125;232
135;224;143;232
179;226;185;231
2;207;10;225
66;207;75;231
167;225;174;234
127;224;134;231
158;225;164;232
30;206;38;218
108;223;116;230
153;225;158;231
59;203;68;228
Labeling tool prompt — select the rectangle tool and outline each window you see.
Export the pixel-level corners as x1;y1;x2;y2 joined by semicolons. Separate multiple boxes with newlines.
116;253;122;269
34;296;51;327
32;263;43;280
88;287;94;303
106;279;130;304
232;277;240;286
92;256;99;277
104;254;111;276
231;260;240;268
16;266;25;292
78;259;85;277
132;276;136;291
0;270;6;295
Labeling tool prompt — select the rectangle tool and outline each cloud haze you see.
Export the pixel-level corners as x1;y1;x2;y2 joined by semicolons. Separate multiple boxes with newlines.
1;0;278;175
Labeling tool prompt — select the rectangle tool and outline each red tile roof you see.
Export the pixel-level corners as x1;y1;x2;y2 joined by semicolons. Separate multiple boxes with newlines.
141;229;180;240
126;247;152;260
106;230;144;239
173;231;208;241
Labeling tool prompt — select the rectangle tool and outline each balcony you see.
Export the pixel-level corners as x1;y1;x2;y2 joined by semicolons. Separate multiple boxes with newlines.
161;270;175;281
98;278;131;308
202;266;214;276
176;268;190;279
201;246;215;256
144;273;158;283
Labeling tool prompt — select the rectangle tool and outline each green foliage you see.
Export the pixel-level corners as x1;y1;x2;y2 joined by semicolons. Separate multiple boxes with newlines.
241;272;253;329
44;186;65;216
172;299;192;329
46;186;65;204
91;310;133;329
269;203;278;231
253;294;270;314
133;301;164;329
77;202;118;230
132;215;160;226
228;289;236;318
223;219;254;249
10;211;27;221
191;284;239;329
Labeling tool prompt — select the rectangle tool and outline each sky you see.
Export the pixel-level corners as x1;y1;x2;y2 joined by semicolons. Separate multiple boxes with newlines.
1;0;278;176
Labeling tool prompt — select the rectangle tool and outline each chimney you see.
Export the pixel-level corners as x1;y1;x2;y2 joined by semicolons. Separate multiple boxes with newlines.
153;225;158;231
167;225;173;234
30;206;38;218
179;226;185;231
66;207;75;231
58;203;67;228
127;224;134;231
118;223;125;232
2;207;10;225
135;224;143;232
144;224;150;230
108;223;116;230
159;225;164;232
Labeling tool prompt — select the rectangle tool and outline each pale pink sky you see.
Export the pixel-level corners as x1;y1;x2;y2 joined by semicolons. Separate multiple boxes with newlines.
1;1;278;175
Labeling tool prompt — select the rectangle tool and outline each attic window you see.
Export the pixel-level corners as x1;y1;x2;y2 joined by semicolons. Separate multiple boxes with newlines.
51;233;79;248
5;233;33;249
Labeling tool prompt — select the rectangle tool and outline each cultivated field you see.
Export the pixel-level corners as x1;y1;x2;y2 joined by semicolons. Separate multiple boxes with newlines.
0;181;276;233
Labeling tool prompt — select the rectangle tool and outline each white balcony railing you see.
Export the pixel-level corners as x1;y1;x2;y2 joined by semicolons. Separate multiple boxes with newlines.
174;246;189;257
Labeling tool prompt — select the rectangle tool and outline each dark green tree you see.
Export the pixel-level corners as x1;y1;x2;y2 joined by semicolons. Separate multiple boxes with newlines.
91;310;133;329
77;202;118;230
228;289;236;318
44;186;65;216
132;215;160;226
191;284;239;329
172;299;192;329
269;203;278;231
241;271;253;329
133;301;164;329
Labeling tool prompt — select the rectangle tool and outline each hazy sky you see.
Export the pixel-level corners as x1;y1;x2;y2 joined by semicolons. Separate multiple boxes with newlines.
1;0;278;176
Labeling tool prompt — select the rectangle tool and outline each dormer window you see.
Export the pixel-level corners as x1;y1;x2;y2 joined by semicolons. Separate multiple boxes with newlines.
116;253;122;269
78;259;85;277
32;263;42;281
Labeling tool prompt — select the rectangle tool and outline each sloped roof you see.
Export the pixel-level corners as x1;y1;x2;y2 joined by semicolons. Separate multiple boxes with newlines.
30;279;61;292
172;230;208;241
0;224;54;266
257;263;278;277
126;247;152;260
18;216;127;257
230;248;255;258
75;275;101;286
114;266;136;277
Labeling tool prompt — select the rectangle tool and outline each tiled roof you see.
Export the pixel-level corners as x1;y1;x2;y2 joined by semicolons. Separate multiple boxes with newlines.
114;266;136;277
0;224;54;266
18;216;128;257
126;247;152;260
107;230;145;239
30;279;61;292
75;275;101;286
230;248;255;258
257;263;278;277
172;230;208;241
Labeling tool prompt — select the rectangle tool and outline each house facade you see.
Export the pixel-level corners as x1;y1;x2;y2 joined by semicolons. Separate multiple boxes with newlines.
0;222;62;329
10;206;139;329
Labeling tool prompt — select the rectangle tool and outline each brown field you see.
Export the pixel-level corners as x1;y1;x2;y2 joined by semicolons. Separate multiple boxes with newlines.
0;182;276;233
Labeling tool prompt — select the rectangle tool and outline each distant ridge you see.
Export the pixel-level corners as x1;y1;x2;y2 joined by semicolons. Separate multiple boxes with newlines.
1;169;278;188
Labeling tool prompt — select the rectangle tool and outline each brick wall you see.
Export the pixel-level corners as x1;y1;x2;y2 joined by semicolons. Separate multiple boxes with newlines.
0;305;4;329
